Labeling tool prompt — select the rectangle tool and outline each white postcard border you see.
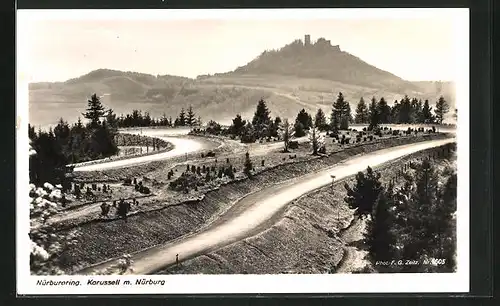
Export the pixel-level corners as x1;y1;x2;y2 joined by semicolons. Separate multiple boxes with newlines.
16;8;470;295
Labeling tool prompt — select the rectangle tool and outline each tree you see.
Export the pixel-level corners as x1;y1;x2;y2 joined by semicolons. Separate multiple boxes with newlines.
281;119;293;152
177;108;186;126
270;116;282;137
243;152;253;177
365;184;397;267
229;114;246;137
295;109;313;131
398;95;412;123
308;124;323;155
453;108;458;121
420;99;434;123
377;97;391;124
83;94;106;128
390;100;401;124
331;92;350;131
314;108;328;131
252;99;272;138
186;105;196;126
240;122;257;143
355;97;369;124
294;121;306;137
395;159;441;271
434;96;450;124
368;97;379;130
344;166;383;219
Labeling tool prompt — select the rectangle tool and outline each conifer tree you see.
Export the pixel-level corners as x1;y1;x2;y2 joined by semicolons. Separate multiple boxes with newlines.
243;152;253;177
365;184;397;267
344;166;383;219
420;99;434;123
83;94;106;128
355;97;369;124
281;119;293;152
377;97;391;124
295;109;313;131
229;114;246;137
186;105;196;126
434;96;450;124
368;97;379;130
177;108;186;126
252;99;272;138
314;108;328;131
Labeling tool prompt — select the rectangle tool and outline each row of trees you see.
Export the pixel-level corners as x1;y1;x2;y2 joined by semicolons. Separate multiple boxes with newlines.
218;93;449;148
343;152;457;272
116;106;202;128
29;94;119;186
354;95;450;127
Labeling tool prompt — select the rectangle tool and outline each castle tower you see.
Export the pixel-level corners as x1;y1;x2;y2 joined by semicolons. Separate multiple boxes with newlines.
304;34;311;46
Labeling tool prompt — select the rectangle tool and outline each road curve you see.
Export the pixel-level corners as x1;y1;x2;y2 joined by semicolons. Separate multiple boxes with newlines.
77;137;455;275
73;129;212;172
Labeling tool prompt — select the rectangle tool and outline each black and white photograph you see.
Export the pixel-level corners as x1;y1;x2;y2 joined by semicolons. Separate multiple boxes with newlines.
17;8;469;294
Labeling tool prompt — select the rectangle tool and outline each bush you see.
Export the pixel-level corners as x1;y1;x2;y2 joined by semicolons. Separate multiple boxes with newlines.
289;141;299;149
206;151;216;157
169;173;203;192
261;160;265;167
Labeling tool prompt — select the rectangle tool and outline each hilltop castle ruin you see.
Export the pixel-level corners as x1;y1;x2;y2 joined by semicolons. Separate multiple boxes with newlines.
303;34;340;51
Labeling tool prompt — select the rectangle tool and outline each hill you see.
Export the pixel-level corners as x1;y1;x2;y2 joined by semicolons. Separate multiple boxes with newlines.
218;36;420;94
28;37;456;128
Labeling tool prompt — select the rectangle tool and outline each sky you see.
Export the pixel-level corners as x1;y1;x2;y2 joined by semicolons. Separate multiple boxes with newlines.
18;9;467;83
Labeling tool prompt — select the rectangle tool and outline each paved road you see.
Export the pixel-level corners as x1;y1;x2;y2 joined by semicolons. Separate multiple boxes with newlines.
73;129;215;172
76;137;455;275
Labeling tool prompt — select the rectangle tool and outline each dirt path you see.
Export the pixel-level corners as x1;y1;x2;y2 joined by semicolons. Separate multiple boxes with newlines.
76;138;454;275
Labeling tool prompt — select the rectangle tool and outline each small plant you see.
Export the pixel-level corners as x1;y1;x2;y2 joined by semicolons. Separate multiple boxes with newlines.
244;152;253;177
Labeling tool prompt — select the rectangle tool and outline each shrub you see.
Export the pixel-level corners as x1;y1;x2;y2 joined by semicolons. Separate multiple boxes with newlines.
206;151;216;157
244;152;253;177
261;160;265;167
169;173;203;192
289;141;299;149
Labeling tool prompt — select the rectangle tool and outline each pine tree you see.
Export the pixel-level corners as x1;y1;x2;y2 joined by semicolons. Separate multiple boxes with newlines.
434;96;450;124
243;152;253;177
398;95;412;123
229;114;246;137
252;99;272;138
83;94;106;128
309;124;321;155
314;108;328;131
331;92;349;132
281;119;293;152
355;97;369;124
295;109;313;131
186;105;196;126
178;108;186;126
271;116;282;137
377;97;391;124
344;166;383;219
365;184;397;268
294;121;306;137
390;100;401;124
421;99;434;123
368;97;379;130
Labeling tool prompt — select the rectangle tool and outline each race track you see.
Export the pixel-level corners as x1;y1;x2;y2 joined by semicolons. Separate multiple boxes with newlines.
77;137;455;275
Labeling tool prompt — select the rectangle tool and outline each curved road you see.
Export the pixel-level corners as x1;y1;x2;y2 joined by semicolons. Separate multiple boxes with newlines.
77;137;455;275
73;128;212;172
